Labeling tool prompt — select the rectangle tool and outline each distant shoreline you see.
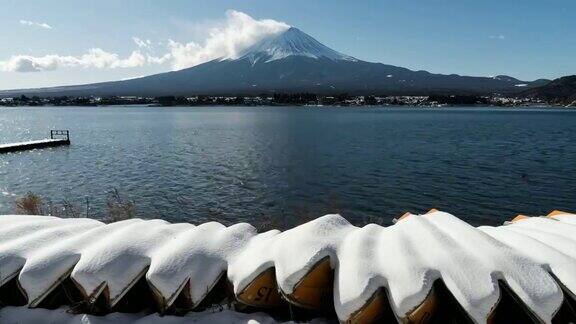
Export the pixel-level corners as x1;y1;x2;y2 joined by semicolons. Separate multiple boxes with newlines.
1;94;572;108
0;103;567;109
0;103;568;109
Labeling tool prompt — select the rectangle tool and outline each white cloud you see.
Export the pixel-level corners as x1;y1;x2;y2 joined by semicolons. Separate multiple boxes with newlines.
167;10;289;70
132;37;152;49
3;10;289;73
490;35;506;40
0;49;146;72
19;19;52;29
147;53;172;65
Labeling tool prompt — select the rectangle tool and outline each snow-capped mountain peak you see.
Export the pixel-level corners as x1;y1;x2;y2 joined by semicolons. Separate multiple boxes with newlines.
0;26;546;98
237;27;357;64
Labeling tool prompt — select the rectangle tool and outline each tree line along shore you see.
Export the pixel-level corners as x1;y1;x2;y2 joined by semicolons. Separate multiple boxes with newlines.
0;93;564;107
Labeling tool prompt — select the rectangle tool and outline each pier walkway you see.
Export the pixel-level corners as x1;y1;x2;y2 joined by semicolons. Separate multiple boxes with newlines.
0;130;70;153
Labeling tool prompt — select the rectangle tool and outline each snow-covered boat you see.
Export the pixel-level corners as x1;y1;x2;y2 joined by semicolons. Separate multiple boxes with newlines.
1;210;576;323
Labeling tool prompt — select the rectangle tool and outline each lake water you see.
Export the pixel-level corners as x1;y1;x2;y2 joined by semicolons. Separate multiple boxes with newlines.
0;106;575;227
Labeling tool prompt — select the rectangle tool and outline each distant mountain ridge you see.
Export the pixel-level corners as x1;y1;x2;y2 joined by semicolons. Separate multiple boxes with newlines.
0;27;550;97
522;75;576;106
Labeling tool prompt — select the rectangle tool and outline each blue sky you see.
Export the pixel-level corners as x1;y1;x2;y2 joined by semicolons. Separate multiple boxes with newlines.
1;0;574;90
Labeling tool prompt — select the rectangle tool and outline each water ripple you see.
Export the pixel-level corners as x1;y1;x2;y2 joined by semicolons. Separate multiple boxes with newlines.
0;106;575;226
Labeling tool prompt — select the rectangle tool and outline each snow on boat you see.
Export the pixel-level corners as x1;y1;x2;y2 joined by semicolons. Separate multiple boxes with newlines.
1;210;576;323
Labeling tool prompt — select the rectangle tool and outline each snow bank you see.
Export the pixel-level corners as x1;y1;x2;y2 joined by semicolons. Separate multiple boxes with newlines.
1;211;575;323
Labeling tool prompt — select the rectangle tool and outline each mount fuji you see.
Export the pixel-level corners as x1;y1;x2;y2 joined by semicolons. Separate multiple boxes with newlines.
0;27;548;97
236;27;357;64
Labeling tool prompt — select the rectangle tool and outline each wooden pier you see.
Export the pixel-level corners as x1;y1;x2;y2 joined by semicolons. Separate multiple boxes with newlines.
0;130;70;153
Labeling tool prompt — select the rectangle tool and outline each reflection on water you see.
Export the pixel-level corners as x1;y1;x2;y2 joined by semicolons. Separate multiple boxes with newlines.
0;106;575;226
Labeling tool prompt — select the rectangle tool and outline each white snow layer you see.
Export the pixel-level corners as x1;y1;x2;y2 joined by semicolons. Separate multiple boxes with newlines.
236;27;356;64
1;211;576;323
0;306;310;324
